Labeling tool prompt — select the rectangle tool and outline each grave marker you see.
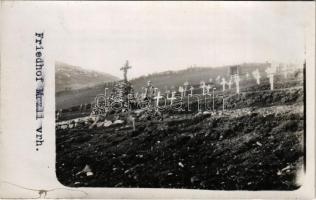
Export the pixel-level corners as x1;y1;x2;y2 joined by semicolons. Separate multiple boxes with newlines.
165;90;171;98
206;84;212;94
169;91;177;105
189;86;194;96
233;74;240;94
216;75;221;83
282;65;288;79
252;69;261;85
183;81;189;96
120;60;132;82
154;88;159;95
200;81;206;95
266;67;276;90
246;72;250;80
179;86;184;98
221;78;227;91
212;88;216;111
154;91;163;106
228;79;232;90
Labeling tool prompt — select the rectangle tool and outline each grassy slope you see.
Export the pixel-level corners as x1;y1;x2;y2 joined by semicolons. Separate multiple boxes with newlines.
56;86;304;190
55;62;119;92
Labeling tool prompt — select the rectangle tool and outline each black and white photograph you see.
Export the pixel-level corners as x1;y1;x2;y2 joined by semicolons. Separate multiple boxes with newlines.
0;1;315;199
55;2;308;190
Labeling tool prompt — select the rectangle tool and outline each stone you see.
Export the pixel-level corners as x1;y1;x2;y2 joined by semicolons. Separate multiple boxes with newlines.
256;141;262;146
104;120;113;127
86;172;94;176
178;162;184;168
96;122;104;127
190;176;200;184
113;120;124;124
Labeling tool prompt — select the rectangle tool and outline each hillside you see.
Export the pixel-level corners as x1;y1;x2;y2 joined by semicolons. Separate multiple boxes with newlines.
56;82;304;189
129;63;270;92
56;63;271;109
55;62;119;92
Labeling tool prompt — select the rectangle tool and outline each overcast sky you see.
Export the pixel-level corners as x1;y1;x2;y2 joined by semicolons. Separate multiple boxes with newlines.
8;1;313;79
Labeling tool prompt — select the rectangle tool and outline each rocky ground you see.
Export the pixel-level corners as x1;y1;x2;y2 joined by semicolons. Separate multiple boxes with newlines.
56;84;304;190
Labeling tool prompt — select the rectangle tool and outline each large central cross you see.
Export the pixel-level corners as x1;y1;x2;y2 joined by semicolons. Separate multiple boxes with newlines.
120;60;132;81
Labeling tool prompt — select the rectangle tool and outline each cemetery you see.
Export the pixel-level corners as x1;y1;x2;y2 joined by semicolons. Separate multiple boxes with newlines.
56;61;305;190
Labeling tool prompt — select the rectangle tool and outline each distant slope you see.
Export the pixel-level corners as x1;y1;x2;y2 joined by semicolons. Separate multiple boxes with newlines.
55;62;119;92
56;63;271;109
129;63;270;92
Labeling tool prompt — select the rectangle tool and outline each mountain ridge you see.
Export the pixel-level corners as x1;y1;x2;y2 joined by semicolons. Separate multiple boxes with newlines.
55;61;119;92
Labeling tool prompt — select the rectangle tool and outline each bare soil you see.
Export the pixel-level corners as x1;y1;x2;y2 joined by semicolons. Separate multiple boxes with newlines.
56;100;304;190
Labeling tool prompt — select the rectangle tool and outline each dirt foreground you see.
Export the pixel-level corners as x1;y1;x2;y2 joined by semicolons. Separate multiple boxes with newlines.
56;103;304;190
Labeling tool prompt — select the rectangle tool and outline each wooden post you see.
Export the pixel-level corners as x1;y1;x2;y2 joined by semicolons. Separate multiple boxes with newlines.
212;88;216;111
222;97;225;112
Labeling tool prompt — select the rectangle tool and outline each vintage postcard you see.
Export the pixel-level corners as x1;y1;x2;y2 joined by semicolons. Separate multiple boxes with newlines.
0;1;315;199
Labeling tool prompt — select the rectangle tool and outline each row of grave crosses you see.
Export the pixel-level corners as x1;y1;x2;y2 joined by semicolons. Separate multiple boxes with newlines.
162;66;277;99
199;76;239;94
103;67;278;105
101;60;276;113
130;60;276;94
